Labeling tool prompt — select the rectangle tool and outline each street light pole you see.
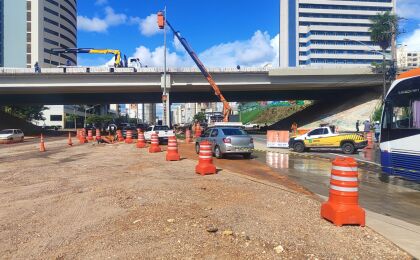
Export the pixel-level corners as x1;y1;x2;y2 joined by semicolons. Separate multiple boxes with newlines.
343;38;388;101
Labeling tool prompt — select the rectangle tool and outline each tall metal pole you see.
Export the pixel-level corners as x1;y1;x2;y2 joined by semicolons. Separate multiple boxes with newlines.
382;53;387;101
163;6;167;126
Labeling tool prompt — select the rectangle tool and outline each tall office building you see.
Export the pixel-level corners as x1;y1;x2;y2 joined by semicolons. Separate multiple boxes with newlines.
0;0;77;68
280;0;395;67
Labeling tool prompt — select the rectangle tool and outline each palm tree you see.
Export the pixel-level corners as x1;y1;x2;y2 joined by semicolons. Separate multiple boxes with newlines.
369;11;400;99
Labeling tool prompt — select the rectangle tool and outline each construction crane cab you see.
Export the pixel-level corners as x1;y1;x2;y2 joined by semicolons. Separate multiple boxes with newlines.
157;12;232;122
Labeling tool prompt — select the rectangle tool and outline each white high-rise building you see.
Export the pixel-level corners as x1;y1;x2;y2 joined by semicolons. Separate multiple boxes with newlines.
0;0;77;68
397;46;420;72
279;0;395;67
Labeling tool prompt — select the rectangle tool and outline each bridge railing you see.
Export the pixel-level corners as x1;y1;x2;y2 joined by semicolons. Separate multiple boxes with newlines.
0;66;270;74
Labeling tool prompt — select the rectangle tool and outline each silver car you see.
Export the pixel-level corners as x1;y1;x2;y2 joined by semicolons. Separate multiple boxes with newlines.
195;127;254;159
0;129;24;143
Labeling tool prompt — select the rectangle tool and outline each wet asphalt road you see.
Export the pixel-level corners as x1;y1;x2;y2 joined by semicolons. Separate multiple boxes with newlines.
254;150;420;226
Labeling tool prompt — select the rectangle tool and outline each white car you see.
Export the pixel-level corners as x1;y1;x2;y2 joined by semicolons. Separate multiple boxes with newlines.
0;129;24;143
144;125;174;143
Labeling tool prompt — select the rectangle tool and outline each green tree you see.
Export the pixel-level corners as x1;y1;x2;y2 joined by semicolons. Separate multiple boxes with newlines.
2;105;47;121
193;112;206;123
369;11;399;52
66;114;79;131
369;11;400;98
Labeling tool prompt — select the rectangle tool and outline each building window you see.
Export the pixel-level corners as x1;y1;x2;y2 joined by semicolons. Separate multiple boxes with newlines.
50;115;63;121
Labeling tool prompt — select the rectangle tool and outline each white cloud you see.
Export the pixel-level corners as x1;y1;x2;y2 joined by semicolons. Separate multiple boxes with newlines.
77;7;127;33
104;7;127;26
397;0;420;20
77;16;108;32
402;26;420;51
95;0;108;6
128;31;279;68
131;46;192;67
199;31;278;67
139;14;161;37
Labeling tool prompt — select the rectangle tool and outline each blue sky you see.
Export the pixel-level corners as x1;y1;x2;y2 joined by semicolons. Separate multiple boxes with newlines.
77;0;420;67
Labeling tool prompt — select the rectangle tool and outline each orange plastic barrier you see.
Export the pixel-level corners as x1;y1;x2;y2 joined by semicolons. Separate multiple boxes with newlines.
166;136;180;161
67;132;73;146
321;157;365;227
125;130;133;144
149;132;162;153
87;130;94;141
39;134;46;152
136;130;146;148
195;140;216;175
267;130;289;148
366;132;373;149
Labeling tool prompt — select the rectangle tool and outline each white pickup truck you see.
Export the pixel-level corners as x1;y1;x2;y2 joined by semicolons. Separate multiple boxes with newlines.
144;125;174;143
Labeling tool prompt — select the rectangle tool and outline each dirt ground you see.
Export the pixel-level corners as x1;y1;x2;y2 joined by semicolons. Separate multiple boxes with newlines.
0;138;411;259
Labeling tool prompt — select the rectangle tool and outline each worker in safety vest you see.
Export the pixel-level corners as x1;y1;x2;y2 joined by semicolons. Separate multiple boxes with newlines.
291;122;298;135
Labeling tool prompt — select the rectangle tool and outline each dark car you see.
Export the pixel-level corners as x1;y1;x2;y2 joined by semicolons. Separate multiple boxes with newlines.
136;123;149;132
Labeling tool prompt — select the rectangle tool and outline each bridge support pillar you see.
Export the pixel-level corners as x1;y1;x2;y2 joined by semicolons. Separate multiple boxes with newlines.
161;73;171;126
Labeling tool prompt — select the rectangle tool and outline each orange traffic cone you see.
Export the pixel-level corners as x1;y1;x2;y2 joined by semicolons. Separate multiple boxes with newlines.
67;132;73;146
185;129;191;144
195;140;216;175
321;157;365;226
149;132;162;153
39;134;46;152
136;130;146;148
125;130;133;144
166;135;180;161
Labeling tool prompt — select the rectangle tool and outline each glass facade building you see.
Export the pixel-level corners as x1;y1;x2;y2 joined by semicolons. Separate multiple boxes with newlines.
279;0;396;67
0;0;77;68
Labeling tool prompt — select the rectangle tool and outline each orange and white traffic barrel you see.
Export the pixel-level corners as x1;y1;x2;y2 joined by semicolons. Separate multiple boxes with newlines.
195;140;216;175
366;132;373;149
185;129;192;144
321;156;365;226
87;130;94;141
136;130;146;148
95;128;101;142
149;132;162;153
79;130;88;144
117;130;124;142
166;135;180;161
125;130;133;144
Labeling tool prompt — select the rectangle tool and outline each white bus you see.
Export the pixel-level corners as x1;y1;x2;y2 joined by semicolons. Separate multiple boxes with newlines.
380;69;420;181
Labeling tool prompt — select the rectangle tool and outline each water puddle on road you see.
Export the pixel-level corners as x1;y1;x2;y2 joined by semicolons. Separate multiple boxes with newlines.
256;150;420;225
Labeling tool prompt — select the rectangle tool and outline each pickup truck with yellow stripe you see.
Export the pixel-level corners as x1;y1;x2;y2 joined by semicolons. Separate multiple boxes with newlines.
288;126;367;154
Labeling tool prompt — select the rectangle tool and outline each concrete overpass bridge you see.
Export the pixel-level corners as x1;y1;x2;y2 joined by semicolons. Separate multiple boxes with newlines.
0;66;382;104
